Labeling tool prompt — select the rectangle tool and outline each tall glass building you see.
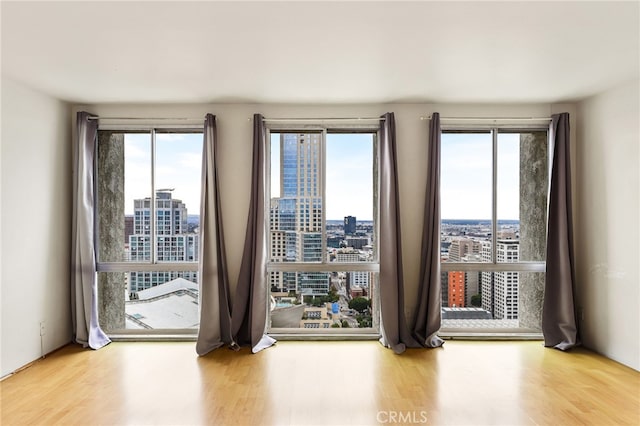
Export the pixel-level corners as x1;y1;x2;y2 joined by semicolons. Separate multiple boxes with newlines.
270;133;329;296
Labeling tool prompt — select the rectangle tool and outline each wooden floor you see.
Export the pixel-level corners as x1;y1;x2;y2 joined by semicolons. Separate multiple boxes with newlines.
1;341;638;426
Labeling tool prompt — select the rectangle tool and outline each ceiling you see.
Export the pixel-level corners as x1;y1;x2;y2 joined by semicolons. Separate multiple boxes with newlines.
2;1;638;105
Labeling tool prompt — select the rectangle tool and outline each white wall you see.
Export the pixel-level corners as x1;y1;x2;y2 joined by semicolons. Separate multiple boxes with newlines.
1;77;72;377
576;80;640;371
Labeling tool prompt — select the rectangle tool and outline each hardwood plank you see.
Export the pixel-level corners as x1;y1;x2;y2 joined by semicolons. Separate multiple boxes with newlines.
1;341;638;425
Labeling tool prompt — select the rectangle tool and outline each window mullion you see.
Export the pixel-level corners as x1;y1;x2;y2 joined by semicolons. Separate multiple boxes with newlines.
151;129;157;264
491;128;498;264
321;129;327;264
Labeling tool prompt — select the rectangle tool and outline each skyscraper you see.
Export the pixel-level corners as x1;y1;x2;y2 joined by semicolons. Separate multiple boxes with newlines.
494;240;519;320
481;240;519;319
270;133;329;296
129;190;198;293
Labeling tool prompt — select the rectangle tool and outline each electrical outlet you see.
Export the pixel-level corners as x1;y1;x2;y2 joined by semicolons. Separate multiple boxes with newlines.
40;321;46;336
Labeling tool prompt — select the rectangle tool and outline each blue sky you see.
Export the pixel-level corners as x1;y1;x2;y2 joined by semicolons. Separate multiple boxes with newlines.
123;131;521;221
124;133;202;215
441;132;520;220
270;133;374;221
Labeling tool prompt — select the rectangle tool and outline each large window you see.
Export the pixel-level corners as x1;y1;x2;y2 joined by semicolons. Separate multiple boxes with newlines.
440;127;548;333
267;129;380;334
96;129;203;334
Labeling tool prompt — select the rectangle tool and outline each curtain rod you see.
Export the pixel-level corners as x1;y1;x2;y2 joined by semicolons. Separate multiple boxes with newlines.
257;116;386;122
420;116;551;121
87;116;204;121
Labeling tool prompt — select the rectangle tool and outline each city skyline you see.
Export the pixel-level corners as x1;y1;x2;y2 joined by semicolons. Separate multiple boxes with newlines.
271;132;375;221
122;131;523;221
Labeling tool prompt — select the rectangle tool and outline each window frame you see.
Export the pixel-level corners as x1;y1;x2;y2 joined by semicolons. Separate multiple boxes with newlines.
265;123;381;336
94;124;204;337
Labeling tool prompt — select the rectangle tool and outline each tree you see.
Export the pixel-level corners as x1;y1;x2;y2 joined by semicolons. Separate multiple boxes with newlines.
349;297;371;313
471;294;482;307
341;320;350;328
327;289;339;303
356;314;372;328
310;289;339;306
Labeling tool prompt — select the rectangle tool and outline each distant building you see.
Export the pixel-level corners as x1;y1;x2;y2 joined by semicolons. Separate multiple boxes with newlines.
481;240;519;319
348;272;371;292
336;248;371;292
449;238;482;261
335;250;361;263
481;242;494;314
448;271;465;307
327;236;343;248
443;239;481;308
497;229;517;240
462;253;482;307
350;287;366;298
129;191;198;293
344;216;356;235
124;215;134;242
345;237;369;249
440;257;449;307
300;304;335;328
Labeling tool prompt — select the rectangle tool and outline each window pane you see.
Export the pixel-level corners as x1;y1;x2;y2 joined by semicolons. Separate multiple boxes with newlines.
441;271;544;331
326;133;375;261
441;132;492;263
270;132;323;264
497;131;548;262
268;130;379;334
96;131;202;334
269;271;377;330
97;132;151;262
155;132;203;263
98;271;199;331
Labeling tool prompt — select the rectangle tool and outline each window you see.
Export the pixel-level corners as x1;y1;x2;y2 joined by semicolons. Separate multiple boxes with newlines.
440;127;548;333
267;128;379;334
96;129;203;334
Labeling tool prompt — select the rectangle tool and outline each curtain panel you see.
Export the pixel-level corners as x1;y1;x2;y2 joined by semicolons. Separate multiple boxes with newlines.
196;114;234;355
413;113;445;348
230;114;276;353
71;111;111;349
542;112;580;350
378;113;419;353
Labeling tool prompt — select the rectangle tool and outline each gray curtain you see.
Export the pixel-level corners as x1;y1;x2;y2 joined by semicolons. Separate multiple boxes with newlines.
378;112;424;353
196;114;234;356
413;113;445;348
231;114;276;353
71;112;111;349
542;112;580;350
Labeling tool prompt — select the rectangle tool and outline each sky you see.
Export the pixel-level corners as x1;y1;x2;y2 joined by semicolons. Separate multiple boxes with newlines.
124;133;202;215
441;132;520;220
122;131;521;221
270;132;375;221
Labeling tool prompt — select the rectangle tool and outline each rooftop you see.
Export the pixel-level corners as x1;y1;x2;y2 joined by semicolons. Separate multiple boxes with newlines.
126;278;199;329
